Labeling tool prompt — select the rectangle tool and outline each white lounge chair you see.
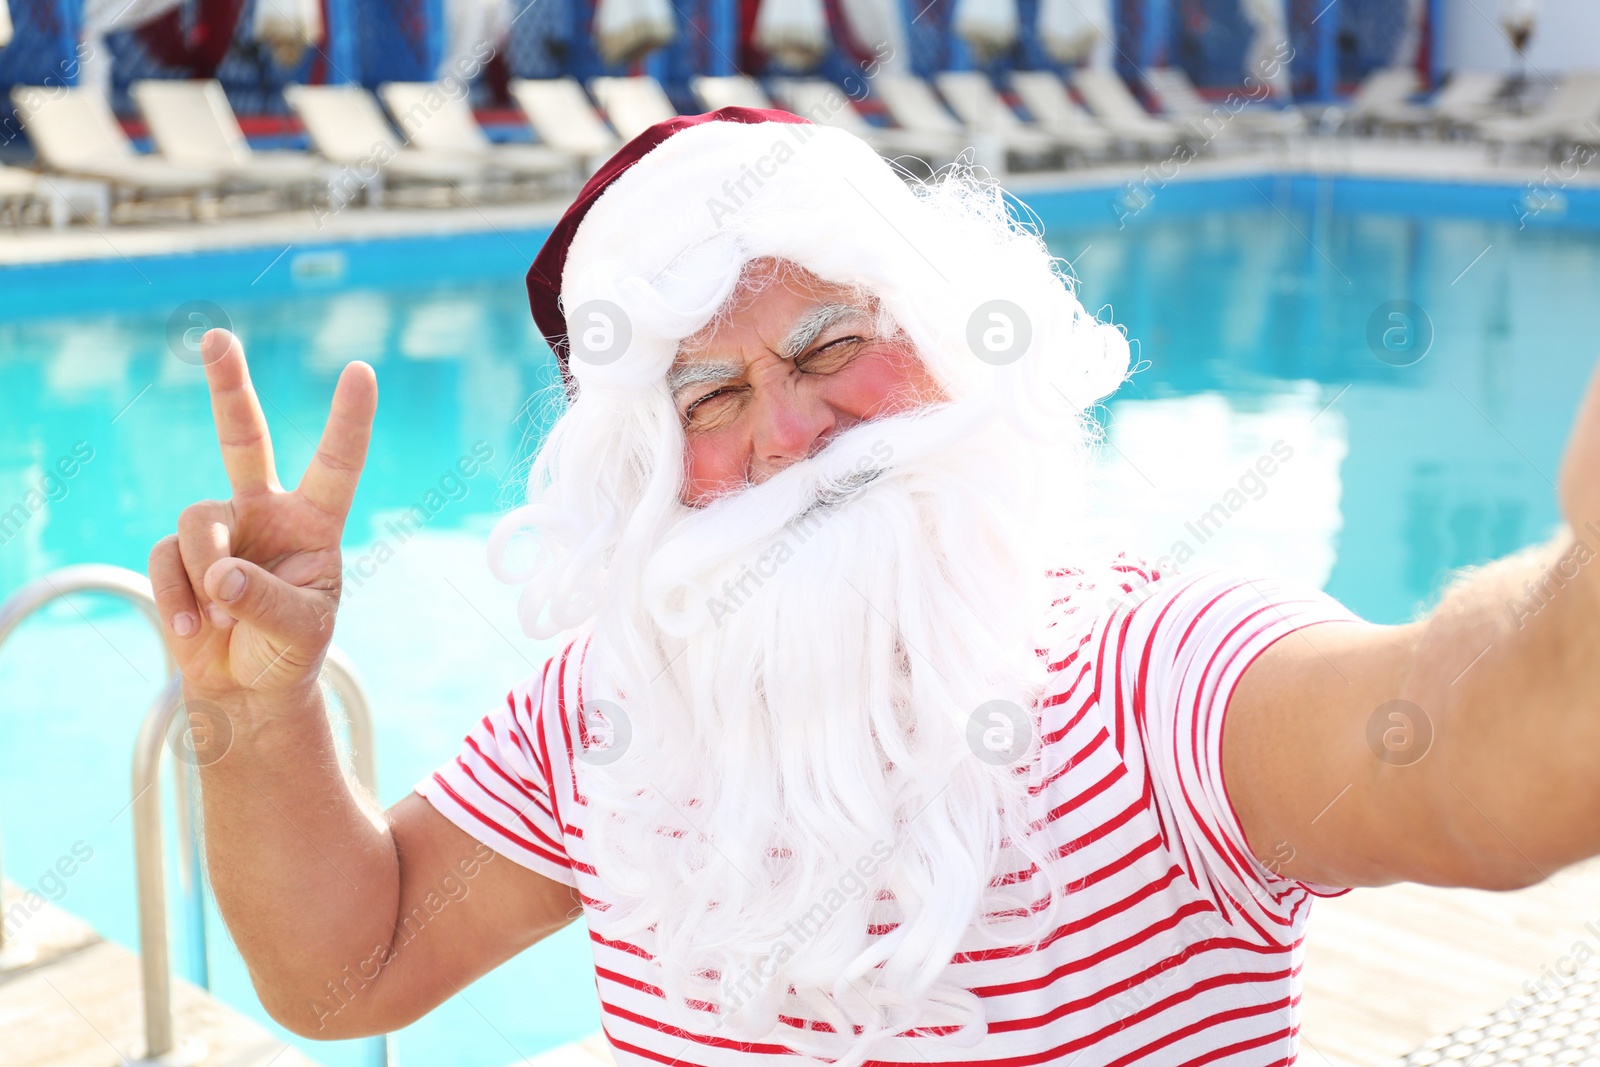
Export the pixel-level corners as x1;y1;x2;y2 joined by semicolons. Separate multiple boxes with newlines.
378;81;578;193
0;162;39;225
132;79;334;203
691;75;774;111
508;77;623;173
1010;71;1124;158
878;73;1064;170
1475;70;1600;157
9;85;224;216
1324;67;1421;134
283;84;486;206
589;75;677;139
770;77;964;169
936;70;1107;163
1071;68;1190;154
1143;66;1304;146
1369;70;1504;136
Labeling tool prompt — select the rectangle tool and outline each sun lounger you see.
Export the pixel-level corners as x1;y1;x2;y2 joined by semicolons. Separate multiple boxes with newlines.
1070;68;1190;154
870;74;962;141
1143;65;1305;146
508;77;623;173
589;75;677;140
9;85;224;215
1475;70;1600;157
691;75;774;111
378;81;578;192
937;70;1107;163
131;79;333;203
1324;67;1421;134
1368;70;1504;136
283;84;486;205
1009;71;1124;157
770;77;965;169
877;73;1063;170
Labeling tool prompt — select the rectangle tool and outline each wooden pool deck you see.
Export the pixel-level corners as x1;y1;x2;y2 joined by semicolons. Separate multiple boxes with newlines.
0;881;319;1067
1301;854;1600;1067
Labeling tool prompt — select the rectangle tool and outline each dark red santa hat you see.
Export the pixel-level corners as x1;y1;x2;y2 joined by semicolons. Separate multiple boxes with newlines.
525;106;813;401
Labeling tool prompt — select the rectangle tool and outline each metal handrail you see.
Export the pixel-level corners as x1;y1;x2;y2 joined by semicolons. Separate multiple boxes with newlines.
0;564;387;1065
0;564;177;966
133;643;381;1062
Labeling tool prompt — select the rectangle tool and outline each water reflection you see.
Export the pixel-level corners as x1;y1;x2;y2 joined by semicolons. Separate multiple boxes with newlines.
1048;207;1597;622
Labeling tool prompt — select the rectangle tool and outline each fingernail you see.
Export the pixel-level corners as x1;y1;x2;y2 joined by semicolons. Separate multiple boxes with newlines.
172;612;196;637
219;567;245;601
207;602;233;628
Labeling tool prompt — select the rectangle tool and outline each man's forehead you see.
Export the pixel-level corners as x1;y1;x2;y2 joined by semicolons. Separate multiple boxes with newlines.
668;273;875;386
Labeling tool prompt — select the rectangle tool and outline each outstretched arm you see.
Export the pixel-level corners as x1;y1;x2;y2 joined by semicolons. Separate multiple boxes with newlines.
149;330;580;1039
1225;359;1600;892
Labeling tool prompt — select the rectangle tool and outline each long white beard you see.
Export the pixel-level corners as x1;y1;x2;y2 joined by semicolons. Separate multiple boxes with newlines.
575;398;1076;1064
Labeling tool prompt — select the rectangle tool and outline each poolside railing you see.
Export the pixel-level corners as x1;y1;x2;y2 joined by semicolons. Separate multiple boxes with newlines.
0;564;390;1066
0;564;179;969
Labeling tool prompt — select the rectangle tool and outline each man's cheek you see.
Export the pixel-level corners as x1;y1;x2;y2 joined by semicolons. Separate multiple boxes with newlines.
842;349;926;420
682;438;745;507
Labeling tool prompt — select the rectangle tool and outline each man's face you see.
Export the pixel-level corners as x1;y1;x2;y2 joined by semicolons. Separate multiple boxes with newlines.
667;259;949;506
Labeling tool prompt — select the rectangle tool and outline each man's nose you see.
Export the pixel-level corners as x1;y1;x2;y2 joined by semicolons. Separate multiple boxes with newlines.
749;380;836;484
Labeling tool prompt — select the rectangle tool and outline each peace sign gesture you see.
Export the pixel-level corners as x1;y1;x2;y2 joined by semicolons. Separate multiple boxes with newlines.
148;329;377;700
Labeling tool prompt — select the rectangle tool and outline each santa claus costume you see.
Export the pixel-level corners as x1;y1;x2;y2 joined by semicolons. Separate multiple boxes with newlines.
417;107;1356;1066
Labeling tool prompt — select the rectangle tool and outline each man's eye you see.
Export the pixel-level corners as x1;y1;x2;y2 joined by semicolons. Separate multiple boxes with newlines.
683;387;745;430
797;336;866;374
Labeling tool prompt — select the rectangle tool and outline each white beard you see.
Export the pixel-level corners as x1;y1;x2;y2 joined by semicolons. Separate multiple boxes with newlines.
574;397;1078;1064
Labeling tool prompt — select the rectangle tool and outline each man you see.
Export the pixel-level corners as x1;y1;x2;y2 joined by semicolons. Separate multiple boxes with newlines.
148;107;1600;1065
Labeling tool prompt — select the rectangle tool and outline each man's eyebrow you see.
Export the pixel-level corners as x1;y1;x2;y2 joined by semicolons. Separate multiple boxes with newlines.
667;358;745;399
778;302;871;361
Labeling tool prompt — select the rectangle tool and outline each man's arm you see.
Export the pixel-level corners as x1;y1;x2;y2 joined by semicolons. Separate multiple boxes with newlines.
194;683;580;1039
1226;363;1600;892
148;329;579;1039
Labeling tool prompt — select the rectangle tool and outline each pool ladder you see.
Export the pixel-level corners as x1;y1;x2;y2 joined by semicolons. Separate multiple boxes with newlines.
0;564;393;1067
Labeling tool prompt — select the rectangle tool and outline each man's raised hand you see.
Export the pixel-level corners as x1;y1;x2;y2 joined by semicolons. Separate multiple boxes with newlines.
148;329;377;700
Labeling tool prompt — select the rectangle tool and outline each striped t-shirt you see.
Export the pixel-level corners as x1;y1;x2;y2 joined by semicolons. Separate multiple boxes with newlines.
416;563;1361;1065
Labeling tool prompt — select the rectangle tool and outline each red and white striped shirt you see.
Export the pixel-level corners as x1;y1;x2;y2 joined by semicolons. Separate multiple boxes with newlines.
416;563;1360;1065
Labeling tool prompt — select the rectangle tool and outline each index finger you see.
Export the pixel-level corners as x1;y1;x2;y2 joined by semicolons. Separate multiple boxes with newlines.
201;329;282;495
298;360;378;521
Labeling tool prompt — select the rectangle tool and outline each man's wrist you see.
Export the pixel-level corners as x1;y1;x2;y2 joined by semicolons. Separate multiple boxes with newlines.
181;679;328;767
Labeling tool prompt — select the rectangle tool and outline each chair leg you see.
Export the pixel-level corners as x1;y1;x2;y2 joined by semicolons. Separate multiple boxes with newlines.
46;186;67;231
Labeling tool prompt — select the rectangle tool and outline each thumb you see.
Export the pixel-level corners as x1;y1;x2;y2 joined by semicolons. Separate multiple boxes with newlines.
203;557;334;643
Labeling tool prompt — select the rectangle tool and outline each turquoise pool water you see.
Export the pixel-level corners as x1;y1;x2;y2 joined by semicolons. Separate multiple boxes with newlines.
2;175;1598;1067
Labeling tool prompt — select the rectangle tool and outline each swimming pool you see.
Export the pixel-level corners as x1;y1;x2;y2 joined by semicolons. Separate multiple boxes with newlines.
2;172;1598;1067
